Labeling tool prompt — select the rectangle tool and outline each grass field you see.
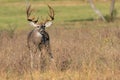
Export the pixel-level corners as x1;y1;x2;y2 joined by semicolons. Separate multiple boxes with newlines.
0;0;120;80
0;0;120;29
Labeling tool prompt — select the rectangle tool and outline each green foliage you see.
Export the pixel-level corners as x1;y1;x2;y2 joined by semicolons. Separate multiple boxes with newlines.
104;9;117;22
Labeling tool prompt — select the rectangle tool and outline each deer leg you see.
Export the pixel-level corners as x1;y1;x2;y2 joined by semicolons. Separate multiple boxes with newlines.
38;44;42;59
45;44;57;70
30;50;34;69
45;44;54;60
27;42;34;69
38;44;44;71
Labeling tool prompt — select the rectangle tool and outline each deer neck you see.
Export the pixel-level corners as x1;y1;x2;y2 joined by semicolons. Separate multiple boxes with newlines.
33;29;42;38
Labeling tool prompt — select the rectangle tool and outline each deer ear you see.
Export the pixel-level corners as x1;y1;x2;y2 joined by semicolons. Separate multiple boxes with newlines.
45;21;52;27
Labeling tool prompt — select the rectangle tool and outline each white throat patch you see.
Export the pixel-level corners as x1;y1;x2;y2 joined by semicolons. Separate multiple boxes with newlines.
36;32;42;37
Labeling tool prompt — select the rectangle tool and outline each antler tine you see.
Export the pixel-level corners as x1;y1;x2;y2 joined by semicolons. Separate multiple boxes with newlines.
48;5;54;20
26;4;32;19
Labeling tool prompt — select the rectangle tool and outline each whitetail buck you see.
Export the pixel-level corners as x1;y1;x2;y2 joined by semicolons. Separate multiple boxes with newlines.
26;3;55;69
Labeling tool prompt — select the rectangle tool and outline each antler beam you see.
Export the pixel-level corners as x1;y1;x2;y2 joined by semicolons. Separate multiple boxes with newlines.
26;4;39;27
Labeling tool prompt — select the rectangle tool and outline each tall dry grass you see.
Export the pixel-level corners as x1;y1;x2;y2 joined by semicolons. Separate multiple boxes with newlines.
0;23;120;80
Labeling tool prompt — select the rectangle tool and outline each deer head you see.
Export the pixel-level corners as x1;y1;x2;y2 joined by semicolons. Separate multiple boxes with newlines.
26;4;55;32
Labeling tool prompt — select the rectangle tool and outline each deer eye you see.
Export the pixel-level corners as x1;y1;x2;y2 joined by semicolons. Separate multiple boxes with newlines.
37;26;39;28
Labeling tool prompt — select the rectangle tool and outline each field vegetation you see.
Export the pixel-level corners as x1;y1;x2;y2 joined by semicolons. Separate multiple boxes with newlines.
0;0;120;80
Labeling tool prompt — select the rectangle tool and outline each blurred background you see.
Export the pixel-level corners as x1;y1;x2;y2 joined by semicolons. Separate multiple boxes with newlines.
0;0;120;80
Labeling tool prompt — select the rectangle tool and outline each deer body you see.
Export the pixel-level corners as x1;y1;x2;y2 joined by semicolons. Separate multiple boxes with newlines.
27;28;52;56
26;3;55;69
28;29;42;46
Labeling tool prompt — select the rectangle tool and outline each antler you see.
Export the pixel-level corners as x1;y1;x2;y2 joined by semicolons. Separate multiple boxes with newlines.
26;4;39;27
26;3;55;27
44;5;55;23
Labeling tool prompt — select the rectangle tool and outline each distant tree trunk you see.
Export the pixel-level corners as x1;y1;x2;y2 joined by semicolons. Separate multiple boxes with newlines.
110;0;115;21
88;0;107;22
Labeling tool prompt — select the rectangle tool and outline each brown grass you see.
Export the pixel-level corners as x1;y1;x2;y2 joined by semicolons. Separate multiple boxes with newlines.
0;22;120;80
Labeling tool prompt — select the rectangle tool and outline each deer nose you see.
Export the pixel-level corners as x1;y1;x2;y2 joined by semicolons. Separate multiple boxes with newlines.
39;28;45;33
